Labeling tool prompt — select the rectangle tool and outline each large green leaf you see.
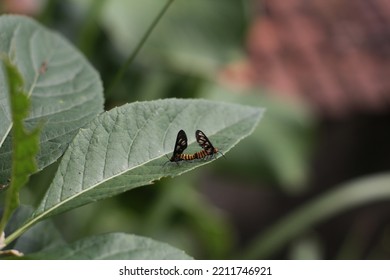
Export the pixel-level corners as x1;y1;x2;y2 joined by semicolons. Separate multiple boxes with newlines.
28;233;193;259
35;99;262;217
5;99;262;245
0;15;104;184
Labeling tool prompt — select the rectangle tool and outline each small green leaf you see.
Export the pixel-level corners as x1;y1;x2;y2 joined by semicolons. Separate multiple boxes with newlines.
0;57;40;233
0;15;104;184
28;233;193;259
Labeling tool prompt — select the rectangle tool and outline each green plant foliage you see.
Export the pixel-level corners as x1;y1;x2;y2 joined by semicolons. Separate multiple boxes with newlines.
1;12;265;260
0;15;104;184
71;0;246;76
0;57;40;233
28;232;193;260
241;173;390;259
32;99;262;219
145;177;234;259
5;99;262;245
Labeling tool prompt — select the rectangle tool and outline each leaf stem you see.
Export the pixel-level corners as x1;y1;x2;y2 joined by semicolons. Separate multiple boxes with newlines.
106;0;175;97
3;216;38;246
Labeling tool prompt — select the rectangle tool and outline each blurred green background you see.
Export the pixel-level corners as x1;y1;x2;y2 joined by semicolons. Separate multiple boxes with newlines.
3;0;390;259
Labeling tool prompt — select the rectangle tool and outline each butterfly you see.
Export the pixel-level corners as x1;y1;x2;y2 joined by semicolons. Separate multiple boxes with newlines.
168;129;188;163
195;130;225;159
165;129;224;167
168;130;209;162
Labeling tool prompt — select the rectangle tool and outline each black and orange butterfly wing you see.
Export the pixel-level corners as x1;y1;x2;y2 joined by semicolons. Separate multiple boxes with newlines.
170;129;188;162
195;130;215;155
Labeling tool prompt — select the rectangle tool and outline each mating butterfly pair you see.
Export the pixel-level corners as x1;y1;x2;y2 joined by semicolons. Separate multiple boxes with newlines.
169;130;223;163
